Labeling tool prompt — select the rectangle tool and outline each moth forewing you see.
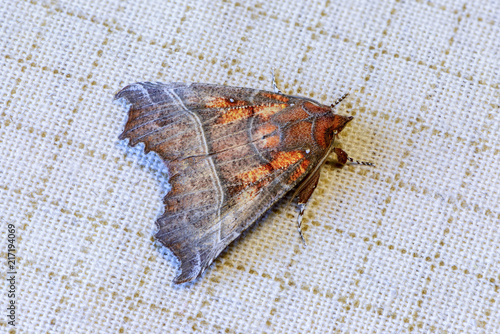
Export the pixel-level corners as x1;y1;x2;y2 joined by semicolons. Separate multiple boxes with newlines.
116;82;357;283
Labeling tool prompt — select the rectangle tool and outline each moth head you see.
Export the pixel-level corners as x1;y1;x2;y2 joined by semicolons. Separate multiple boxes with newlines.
331;114;354;136
328;92;353;135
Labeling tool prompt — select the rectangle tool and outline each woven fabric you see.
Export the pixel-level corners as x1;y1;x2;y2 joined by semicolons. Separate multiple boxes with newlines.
1;0;499;332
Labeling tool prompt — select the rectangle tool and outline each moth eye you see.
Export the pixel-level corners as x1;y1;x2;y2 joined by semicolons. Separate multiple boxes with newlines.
229;98;235;103
333;130;338;135
305;148;311;154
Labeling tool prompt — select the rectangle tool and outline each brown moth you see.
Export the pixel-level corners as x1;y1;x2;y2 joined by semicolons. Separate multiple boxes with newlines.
115;81;365;284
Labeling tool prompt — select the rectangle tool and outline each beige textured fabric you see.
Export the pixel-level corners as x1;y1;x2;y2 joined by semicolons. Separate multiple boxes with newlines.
1;0;499;332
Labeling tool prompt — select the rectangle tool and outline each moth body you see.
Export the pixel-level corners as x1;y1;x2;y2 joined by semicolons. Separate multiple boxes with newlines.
116;82;354;284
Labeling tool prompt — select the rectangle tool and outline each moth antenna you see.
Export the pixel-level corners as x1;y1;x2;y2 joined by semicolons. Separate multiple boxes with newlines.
331;93;349;108
270;68;282;94
346;157;375;166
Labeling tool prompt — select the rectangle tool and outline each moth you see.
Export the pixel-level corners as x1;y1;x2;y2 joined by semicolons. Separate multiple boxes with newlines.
115;81;369;284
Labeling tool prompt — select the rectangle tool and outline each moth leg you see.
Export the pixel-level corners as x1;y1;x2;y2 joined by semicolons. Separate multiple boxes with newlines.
296;203;307;245
295;169;322;245
333;148;374;166
270;68;282;94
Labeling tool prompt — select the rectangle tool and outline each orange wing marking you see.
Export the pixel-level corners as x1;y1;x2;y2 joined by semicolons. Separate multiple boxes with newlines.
217;103;288;124
235;151;305;186
254;104;288;121
262;92;290;103
270;151;304;170
290;159;310;181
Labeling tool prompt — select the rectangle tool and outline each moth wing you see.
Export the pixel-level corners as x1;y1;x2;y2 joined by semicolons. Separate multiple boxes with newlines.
115;82;320;283
157;157;309;283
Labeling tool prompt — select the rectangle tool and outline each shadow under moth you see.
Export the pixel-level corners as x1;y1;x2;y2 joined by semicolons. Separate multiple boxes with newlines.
115;81;370;284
